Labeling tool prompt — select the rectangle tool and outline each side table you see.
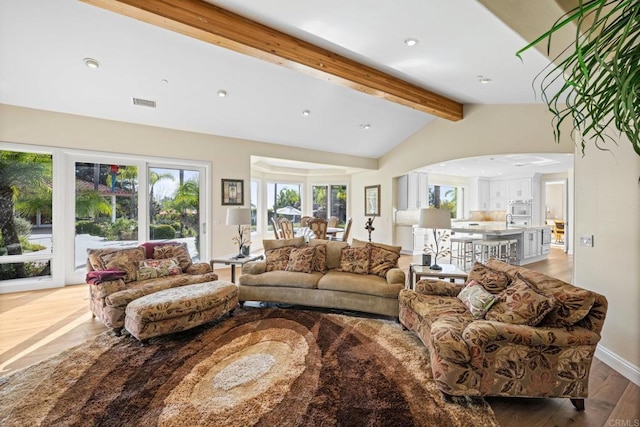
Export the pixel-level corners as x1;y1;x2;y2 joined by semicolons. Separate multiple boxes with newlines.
408;263;468;290
210;254;264;283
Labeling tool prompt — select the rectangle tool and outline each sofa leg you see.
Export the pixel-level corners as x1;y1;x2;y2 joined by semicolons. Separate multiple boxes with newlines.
570;398;585;411
113;327;123;337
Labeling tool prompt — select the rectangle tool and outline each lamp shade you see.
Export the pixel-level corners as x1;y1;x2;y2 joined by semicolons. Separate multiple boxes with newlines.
226;207;251;225
418;208;451;230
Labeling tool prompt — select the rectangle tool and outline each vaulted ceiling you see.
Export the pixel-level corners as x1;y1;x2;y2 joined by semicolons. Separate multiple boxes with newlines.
0;0;563;158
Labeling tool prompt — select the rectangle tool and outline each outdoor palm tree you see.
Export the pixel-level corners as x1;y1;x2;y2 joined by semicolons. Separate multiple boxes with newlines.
0;151;51;277
75;190;112;220
149;170;175;220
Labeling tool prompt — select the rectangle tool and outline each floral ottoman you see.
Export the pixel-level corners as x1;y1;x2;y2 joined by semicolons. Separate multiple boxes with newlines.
124;280;238;342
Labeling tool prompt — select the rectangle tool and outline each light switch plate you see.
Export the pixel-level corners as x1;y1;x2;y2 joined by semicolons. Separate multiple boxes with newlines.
579;235;594;247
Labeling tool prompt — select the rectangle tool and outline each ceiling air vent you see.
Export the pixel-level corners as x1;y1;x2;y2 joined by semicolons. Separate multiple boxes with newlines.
132;97;157;108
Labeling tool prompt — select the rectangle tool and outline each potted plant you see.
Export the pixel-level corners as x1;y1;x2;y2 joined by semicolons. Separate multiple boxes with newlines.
516;0;639;158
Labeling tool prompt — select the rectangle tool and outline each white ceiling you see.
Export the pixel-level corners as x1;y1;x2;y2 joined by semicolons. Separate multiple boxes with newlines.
0;0;563;165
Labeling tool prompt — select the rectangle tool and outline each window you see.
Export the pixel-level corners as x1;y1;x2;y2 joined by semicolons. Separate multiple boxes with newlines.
429;185;460;219
0;149;53;282
268;182;302;227
250;180;258;231
312;184;348;225
148;167;203;261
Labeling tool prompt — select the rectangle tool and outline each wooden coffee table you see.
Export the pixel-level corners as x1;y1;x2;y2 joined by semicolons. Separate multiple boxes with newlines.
408;263;468;290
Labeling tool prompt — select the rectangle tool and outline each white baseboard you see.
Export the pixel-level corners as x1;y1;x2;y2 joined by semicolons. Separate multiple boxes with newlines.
595;345;640;387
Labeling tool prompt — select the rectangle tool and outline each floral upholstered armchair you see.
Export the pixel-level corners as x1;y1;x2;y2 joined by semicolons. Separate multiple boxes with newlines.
87;241;218;335
399;259;607;410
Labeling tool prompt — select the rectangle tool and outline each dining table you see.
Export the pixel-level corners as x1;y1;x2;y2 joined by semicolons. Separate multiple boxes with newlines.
295;226;344;239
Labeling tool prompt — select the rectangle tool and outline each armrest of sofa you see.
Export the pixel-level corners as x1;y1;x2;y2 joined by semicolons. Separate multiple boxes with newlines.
88;279;127;299
386;268;405;285
242;260;266;275
462;320;602;349
186;262;212;275
415;279;464;297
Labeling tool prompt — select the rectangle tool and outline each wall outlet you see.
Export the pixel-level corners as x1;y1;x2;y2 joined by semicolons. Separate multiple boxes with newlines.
579;235;594;247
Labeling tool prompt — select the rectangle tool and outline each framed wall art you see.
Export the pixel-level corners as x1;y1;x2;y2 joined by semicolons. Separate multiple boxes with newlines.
364;185;380;216
221;179;244;206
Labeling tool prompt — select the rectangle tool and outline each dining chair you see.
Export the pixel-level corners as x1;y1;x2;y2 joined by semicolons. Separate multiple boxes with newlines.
278;217;295;239
270;217;281;240
327;216;339;228
553;220;565;243
308;218;328;240
300;216;312;227
329;217;352;242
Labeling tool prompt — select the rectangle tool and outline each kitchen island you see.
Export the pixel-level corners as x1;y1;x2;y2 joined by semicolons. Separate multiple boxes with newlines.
450;224;552;265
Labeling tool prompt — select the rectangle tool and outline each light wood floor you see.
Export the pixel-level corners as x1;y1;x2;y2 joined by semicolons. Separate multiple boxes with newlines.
1;247;638;426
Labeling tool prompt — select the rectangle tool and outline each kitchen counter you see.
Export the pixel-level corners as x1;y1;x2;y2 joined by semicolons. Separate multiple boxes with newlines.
451;224;550;236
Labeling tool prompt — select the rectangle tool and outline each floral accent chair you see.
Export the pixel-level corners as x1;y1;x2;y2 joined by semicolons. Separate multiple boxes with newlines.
399;259;607;411
87;241;218;335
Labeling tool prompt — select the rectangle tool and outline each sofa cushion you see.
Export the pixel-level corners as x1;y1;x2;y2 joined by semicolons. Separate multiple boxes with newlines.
136;257;182;281
153;242;192;272
351;238;402;255
264;237;305;251
285;246;316;273
309;239;348;270
542;288;596;327
317;271;402;298
367;243;400;278
98;247;146;283
104;272;219;308
467;262;510;294
337;246;370;275
238;270;322;289
401;292;471;325
311;243;328;273
265;246;294;271
430;317;472;363
485;273;556;326
457;280;497;319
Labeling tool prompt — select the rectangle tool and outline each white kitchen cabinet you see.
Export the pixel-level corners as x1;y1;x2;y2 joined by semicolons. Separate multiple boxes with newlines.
490;180;508;199
522;229;540;259
489;198;507;211
395;225;427;255
397;172;428;210
509;178;532;200
469;177;489;210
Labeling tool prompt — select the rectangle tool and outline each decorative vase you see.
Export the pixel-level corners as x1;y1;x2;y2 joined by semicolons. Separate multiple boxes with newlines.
422;254;431;266
241;245;250;256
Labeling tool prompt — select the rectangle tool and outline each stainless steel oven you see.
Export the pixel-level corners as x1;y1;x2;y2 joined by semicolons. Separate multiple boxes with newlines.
508;199;532;217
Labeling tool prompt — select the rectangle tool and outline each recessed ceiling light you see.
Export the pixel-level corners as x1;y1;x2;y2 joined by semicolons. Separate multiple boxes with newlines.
360;124;371;130
404;38;420;47
217;90;227;97
161;79;169;84
477;75;493;84
302;110;310;116
83;58;100;70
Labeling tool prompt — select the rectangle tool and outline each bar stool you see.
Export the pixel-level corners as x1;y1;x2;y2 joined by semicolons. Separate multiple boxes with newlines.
506;239;519;265
450;236;475;270
473;239;502;263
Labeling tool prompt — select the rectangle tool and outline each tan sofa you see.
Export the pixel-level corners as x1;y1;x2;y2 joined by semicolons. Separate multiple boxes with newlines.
239;237;405;317
399;259;607;410
87;241;218;335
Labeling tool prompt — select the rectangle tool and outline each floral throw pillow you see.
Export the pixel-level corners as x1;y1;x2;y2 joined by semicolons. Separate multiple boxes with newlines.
457;280;497;319
265;246;294;272
337;246;370;275
312;244;328;274
153;243;192;272
136;257;182;281
367;243;400;278
467;262;510;294
98;247;146;283
286;246;317;273
485;273;556;326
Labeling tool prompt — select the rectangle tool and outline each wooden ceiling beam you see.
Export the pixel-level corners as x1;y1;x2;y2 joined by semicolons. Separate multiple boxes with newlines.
80;0;463;121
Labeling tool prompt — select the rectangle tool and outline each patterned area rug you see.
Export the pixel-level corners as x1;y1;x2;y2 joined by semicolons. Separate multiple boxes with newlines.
0;308;499;426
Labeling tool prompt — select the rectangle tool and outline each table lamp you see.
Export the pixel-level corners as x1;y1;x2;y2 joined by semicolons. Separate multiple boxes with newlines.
226;207;252;258
418;208;452;271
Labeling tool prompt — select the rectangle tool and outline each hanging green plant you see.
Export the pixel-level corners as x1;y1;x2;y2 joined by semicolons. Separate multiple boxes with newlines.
516;0;639;157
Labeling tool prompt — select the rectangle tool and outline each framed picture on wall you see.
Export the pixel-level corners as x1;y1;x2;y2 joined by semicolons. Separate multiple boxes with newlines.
222;179;244;206
364;185;380;216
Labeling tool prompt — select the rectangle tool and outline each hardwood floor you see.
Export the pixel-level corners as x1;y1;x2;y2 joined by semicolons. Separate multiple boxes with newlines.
1;247;638;426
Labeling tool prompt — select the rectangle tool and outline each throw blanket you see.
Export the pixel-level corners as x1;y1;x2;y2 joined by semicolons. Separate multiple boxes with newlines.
86;269;127;285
